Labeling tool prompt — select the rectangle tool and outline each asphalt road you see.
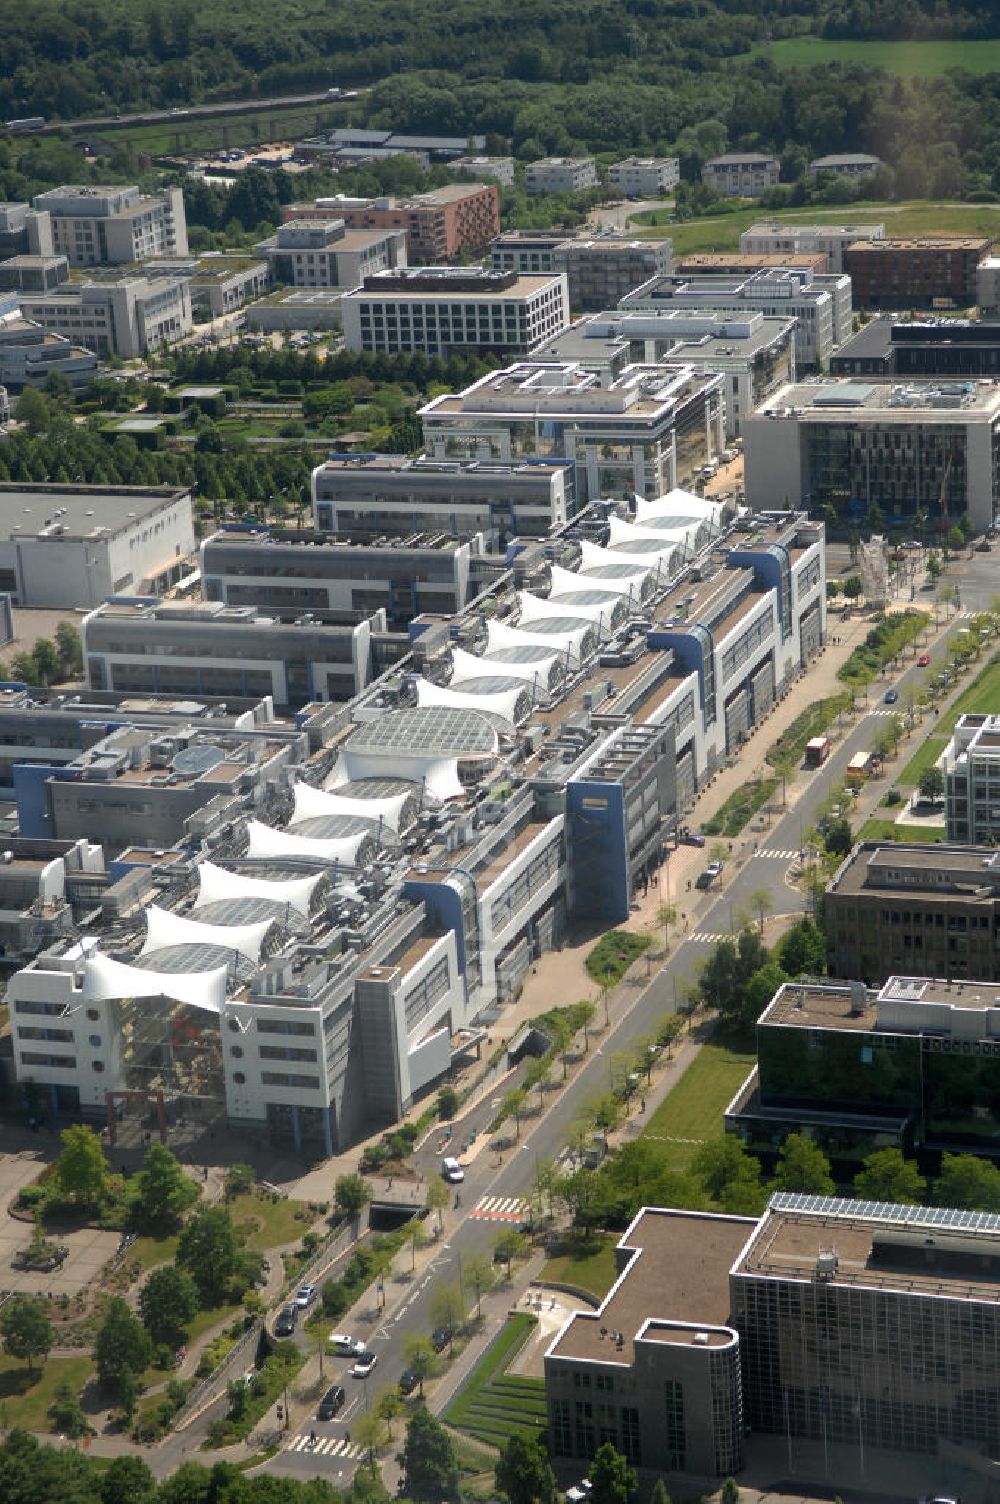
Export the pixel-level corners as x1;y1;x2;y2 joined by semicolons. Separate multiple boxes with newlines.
32;89;353;137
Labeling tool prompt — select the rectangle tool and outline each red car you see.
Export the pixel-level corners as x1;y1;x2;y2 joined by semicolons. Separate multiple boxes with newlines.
918;654;930;666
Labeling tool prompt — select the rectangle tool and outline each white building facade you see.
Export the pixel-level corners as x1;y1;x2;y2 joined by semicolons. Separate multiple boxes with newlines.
33;186;188;266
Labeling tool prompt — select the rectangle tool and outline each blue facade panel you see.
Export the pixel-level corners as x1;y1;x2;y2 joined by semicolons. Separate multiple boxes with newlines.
566;779;629;922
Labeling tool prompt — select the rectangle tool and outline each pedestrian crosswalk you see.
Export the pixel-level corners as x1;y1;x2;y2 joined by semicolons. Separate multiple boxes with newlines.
756;847;798;860
470;1195;527;1223
287;1434;363;1459
688;931;729;944
869;707;903;718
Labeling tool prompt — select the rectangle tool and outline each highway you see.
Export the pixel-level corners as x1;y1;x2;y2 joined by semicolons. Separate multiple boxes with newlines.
28;89;354;138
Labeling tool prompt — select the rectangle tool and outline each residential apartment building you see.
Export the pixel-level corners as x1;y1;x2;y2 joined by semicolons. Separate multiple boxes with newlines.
0;202;53;259
808;152;882;179
525;158;598;196
844;236;991;310
418;359;726;502
740;220;886;275
0;291;96;391
620;266;852;370
18;276;193;358
701;154;780;198
280;184;500;264
450;156;514;187
608;157;680;197
553;237;674;312
254;218;405;289
942;713;1000;842
32;185;187;266
0;482;193;608
340;268;569;359
743;378;1000;530
311;454;573;541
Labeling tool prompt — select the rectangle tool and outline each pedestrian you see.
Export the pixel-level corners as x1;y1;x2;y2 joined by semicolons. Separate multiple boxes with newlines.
640;1097;645;1114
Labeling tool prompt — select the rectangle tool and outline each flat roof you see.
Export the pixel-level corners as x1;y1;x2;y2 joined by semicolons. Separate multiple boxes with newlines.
345;273;560;303
548;1208;752;1364
846;236;992;251
0;484;187;541
757;377;1000;419
829;840;1000;898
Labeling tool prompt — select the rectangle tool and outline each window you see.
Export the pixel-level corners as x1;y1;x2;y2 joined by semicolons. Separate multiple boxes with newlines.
92;1061;104;1073
233;1071;246;1085
665;1380;686;1471
552;1398;573;1456
231;1046;243;1059
88;1035;101;1048
86;1008;99;1021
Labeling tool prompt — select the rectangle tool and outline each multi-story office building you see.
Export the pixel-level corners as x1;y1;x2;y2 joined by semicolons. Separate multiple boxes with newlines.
19;276;193;358
744;378;1000;530
808;152;882;179
525;158;598;196
845;236;991;311
0;254;71;294
0;291;96;390
83;598;382;707
142;255;270;318
701;154;780;198
676;252;828;278
978;256;1000;315
608;157;680;198
831;315;1000;378
253;218;405;289
280;184;500;263
419;359;726;503
539;308;796;437
32;185;187;266
491;231;566;275
0;835;106;963
340;268;569;358
942;713;1000;842
450;156;514;187
826;839;1000;983
311;454;573;541
0;482;193;607
0;202;53;259
552;237;674;312
620;266;851;370
200;525;482;627
740;220;886;275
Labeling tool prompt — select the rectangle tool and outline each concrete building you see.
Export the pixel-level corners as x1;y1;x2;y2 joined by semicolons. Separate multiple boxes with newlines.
83;598;382;707
419;359;726;503
311;454;574;542
340;267;570;359
249;289;346;333
608;157;680;198
0;254;71;295
808;152;882;179
301;128;481;163
845;236;991;311
0;292;97;391
701;154;780;198
142;255;269;318
0;202;53;259
826;839;1000;983
831;316;1000;379
538;308;797;438
525;158;598;196
553;237;674;313
0;483;193;608
942;713;1000;843
18;276;193;358
978;256;1000;316
253;218;405;289
32;185;187;266
676;252;829;278
491;231;566;275
280;184;500;264
620;266;852;370
450;156;514;187
740;221;886;275
200;524;482;627
743;378;1000;529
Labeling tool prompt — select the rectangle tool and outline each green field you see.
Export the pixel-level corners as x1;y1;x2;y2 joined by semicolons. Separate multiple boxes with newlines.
0;1353;94;1432
541;1235;620;1302
857;818;943;844
898;734;949;788
760;37;1000;78
641;1040;757;1173
443;1314;547;1449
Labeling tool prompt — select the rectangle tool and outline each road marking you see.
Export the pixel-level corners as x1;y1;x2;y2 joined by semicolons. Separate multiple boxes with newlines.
756;848;798;860
688;931;729;944
470;1195;526;1223
287;1434;363;1458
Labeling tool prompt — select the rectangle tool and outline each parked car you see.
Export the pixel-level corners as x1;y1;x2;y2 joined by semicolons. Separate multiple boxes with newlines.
566;1481;593;1503
317;1384;346;1419
431;1326;452;1352
918;653;931;666
351;1350;378;1378
329;1332;365;1356
399;1368;418;1395
695;860;723;890
884;688;898;704
441;1156;464;1183
295;1284;317;1308
679;826;705;847
275;1305;298;1337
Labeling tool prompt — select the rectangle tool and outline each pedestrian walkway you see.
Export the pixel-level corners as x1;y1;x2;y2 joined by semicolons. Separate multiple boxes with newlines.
286;1433;363;1459
470;1194;527;1223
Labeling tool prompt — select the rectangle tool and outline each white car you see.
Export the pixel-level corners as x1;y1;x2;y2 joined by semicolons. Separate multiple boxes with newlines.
351;1350;378;1378
295;1284;317;1308
566;1481;592;1503
441;1156;464;1183
329;1332;365;1356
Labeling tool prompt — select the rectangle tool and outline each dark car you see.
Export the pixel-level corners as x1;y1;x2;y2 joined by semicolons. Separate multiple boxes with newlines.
431;1326;452;1352
679;827;706;848
884;688;898;704
274;1305;298;1337
695;860;723;890
317;1384;345;1419
399;1368;419;1396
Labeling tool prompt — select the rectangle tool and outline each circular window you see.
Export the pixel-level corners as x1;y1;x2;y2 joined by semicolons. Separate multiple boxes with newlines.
86;1008;99;1022
233;1071;246;1085
89;1035;101;1048
231;1045;243;1059
92;1061;104;1074
228;1018;241;1032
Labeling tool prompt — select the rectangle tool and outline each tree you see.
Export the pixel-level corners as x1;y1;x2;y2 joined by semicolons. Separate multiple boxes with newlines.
95;1297;153;1398
176;1206;240;1304
48;1380;91;1440
947;525;965;556
130;1144;198;1231
500;1087;529;1141
15;387;51;435
776;920;827;978
919;765;944;801
376;1383;404;1441
854;1148;925;1206
354;1410;389;1475
139;1265;199;1346
496;1432;558;1504
649;1483;672;1504
0;1296;53;1372
335;1173;372;1219
935;1153;1000;1211
720;1481;740;1504
589;1442;636;1504
426;1175;450;1232
53;1123;110;1210
774;1134;835;1195
408;1218;430;1271
748;888;773;935
402;1334;439;1397
692;1137;763;1213
656;900;677;951
54;621;83;675
823;816;853;856
99;1455;156;1504
31;638;61;685
223;1163;256;1201
429;1283;465;1344
927;551;942;582
494;1229;529;1278
462;1252;495;1318
437;1085;459;1119
400;1405;459;1502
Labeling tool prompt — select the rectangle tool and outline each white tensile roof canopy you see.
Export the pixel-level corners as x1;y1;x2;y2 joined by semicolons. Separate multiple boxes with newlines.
82;950;229;1013
247;818;368;864
141;903;274;967
450;643;557;691
415;673;523;727
193;860;323;918
486;614;592;663
292;780;410;832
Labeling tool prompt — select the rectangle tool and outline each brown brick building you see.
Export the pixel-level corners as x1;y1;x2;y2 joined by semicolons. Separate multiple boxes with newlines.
844;235;991;310
280;183;500;265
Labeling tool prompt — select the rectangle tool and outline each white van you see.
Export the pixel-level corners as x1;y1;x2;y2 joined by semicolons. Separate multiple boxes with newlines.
441;1156;464;1183
329;1332;365;1356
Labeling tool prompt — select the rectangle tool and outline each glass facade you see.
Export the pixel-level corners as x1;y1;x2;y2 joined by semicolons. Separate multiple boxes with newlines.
804;421;970;524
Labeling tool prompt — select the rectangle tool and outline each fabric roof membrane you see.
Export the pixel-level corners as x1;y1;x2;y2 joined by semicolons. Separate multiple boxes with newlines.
293;780;410;832
247;819;368;864
450;643;558;690
415;674;523;726
194;860;323;917
82;950;228;1012
142;903;273;965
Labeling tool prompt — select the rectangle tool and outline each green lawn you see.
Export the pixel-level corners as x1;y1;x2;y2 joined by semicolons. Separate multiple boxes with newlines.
758;36;1000;78
541;1234;619;1302
897;735;949;788
228;1192;316;1251
129;1232;180;1272
641;1039;757;1172
939;652;1000;720
0;1353;94;1432
443;1314;546;1449
857;818;943;844
585;930;651;988
703;776;779;837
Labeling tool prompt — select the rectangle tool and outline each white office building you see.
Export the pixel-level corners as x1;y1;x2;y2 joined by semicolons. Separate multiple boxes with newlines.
702;155;780;198
253;218;406;289
32;185;188;266
740;221;886;276
19;276;193;358
525;158;598;196
451;156;515;187
341;267;569;358
942;714;1000;844
608;157;680;197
